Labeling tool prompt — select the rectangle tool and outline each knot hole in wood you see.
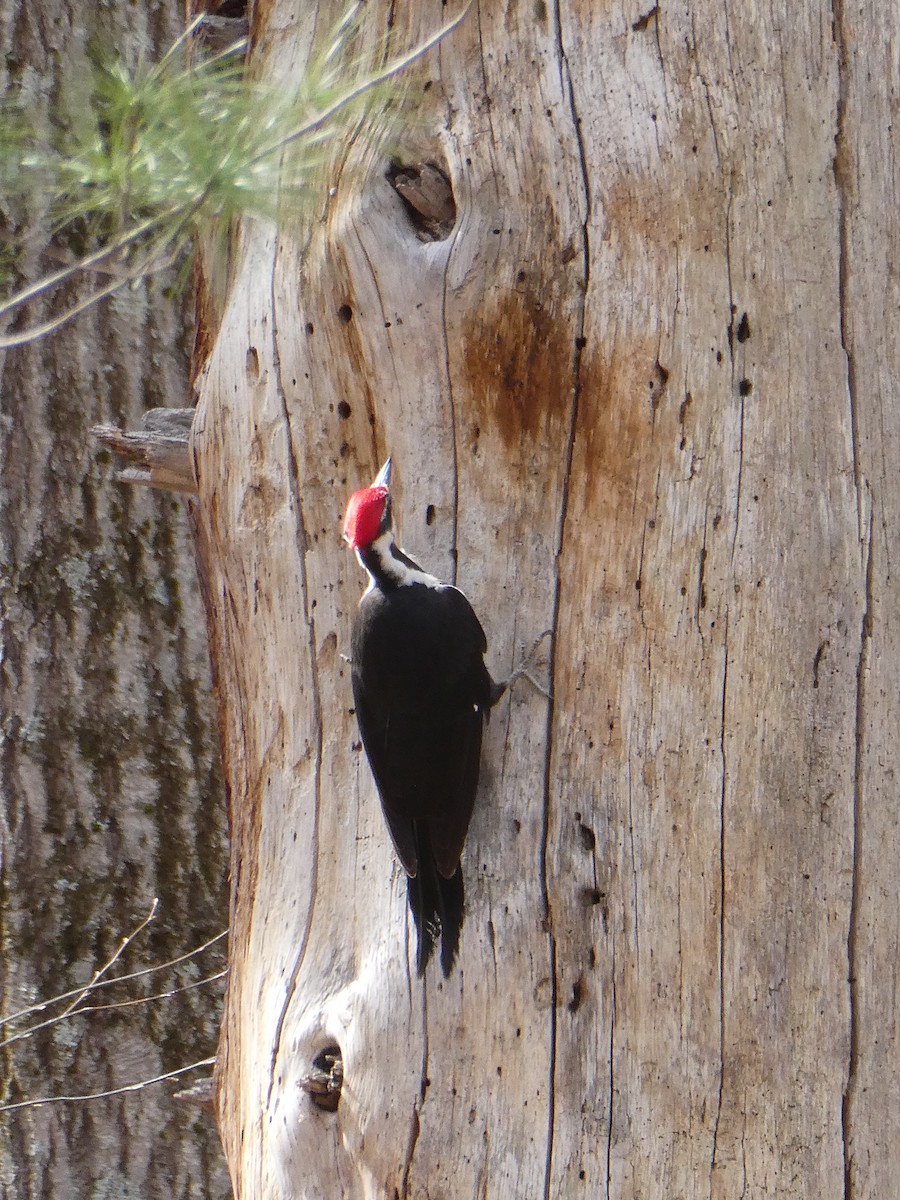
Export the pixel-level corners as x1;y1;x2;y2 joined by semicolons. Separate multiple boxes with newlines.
299;1044;344;1113
387;161;457;242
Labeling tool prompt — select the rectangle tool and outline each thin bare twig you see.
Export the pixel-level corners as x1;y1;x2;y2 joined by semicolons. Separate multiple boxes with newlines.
0;970;228;1051
0;201;203;349
75;970;228;1016
0;1057;217;1114
59;898;158;1026
0;922;227;1030
0;211;171;321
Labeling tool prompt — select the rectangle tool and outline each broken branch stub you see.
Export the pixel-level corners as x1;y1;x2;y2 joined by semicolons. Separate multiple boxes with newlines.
91;407;197;494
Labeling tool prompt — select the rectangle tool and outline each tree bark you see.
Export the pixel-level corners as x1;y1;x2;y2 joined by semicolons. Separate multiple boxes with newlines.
193;2;898;1197
0;4;230;1198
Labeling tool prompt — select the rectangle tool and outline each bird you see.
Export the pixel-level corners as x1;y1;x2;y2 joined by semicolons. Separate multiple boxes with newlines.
342;458;533;977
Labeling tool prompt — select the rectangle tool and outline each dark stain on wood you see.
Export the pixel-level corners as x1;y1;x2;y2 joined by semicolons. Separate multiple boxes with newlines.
577;820;596;852
191;255;220;382
632;6;659;32
461;289;573;450
571;342;658;513
567;975;586;1014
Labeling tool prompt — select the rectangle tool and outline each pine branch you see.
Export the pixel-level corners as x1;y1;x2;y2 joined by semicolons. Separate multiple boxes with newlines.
0;3;472;346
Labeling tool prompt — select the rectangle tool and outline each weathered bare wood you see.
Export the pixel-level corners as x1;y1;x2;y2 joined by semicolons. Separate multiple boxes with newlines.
835;9;900;1197
92;407;198;494
143;408;196;435
190;1;898;1197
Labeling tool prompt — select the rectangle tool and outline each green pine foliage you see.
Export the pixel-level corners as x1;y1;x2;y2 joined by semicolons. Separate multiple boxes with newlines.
0;4;468;347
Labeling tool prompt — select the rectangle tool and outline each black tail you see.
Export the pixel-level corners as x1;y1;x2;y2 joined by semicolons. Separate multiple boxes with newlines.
407;826;465;977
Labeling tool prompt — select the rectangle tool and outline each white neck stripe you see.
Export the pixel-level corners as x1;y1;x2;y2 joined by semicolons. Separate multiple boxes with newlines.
358;532;446;591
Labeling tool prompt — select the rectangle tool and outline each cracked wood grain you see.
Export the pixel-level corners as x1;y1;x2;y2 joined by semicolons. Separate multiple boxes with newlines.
832;0;866;546
190;2;899;1197
539;10;594;1197
842;504;873;1199
605;961;617;1200
398;1003;428;1200
830;8;900;1196
264;274;324;1110
92;408;198;493
710;608;730;1179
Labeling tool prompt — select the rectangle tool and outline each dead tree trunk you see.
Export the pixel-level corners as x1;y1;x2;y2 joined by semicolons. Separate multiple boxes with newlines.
192;2;898;1197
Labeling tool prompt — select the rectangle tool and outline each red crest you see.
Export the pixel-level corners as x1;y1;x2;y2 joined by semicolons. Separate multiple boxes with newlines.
343;486;389;550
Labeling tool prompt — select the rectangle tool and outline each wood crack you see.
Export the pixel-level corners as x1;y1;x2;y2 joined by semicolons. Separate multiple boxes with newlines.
723;188;746;568
842;504;873;1200
833;9;867;1187
700;69;722;169
832;0;864;543
711;608;729;1175
625;758;640;966
265;254;324;1108
399;987;429;1199
605;955;616;1200
474;6;501;176
441;223;462;585
539;6;593;1195
349;231;387;472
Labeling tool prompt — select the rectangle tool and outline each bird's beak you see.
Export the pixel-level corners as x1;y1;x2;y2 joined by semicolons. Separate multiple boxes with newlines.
372;457;392;489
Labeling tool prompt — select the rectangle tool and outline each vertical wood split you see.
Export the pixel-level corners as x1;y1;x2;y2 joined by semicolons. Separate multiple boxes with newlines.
178;1;900;1198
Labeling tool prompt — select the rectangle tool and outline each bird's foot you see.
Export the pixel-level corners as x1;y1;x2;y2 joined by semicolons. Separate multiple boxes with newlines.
491;629;553;706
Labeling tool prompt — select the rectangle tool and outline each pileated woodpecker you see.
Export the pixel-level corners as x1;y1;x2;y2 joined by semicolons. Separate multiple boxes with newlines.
343;459;506;977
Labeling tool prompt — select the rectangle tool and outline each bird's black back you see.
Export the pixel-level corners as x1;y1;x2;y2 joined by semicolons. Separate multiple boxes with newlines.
350;579;492;883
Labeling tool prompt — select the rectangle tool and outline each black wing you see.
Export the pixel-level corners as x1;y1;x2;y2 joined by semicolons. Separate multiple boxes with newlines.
350;582;492;879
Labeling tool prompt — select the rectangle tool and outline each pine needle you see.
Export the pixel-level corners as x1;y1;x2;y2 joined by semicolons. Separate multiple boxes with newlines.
0;3;472;346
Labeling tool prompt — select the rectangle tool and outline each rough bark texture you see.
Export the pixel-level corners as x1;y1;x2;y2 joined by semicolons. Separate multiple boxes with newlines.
0;4;230;1198
193;1;898;1197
